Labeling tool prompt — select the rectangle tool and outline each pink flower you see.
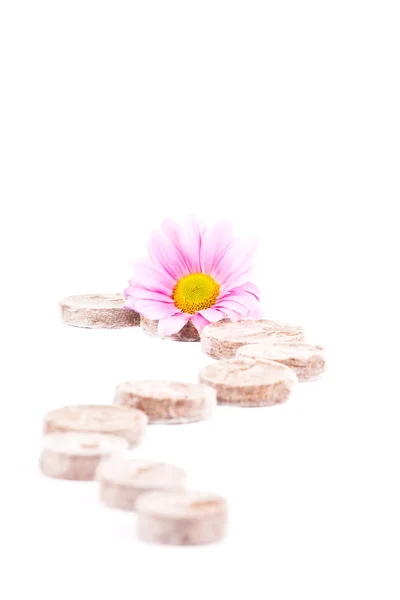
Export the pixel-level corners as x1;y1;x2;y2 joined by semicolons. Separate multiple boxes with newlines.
124;216;262;336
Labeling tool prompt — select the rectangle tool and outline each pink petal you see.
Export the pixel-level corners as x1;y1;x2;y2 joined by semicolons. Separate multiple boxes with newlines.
134;300;178;320
179;215;202;272
160;218;183;252
214;237;258;288
124;284;140;298
215;299;250;316
131;260;175;295
191;313;210;334
217;283;262;317
219;290;259;311
219;271;254;295
124;297;139;310
158;313;190;336
200;220;234;275
147;230;189;280
125;286;174;303
198;308;225;323
217;307;240;321
248;305;264;319
230;281;260;300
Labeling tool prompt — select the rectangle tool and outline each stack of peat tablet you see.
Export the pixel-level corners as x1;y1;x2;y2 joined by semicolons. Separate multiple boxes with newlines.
48;294;327;545
236;341;326;382
40;405;148;480
200;319;305;358
39;392;225;545
198;320;326;405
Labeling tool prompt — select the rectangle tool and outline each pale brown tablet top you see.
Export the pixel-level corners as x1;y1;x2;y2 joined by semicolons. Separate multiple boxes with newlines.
61;294;126;309
43;404;148;444
42;431;130;456
115;381;213;402
114;381;216;423
136;490;227;519
97;457;186;489
60;293;139;328
237;341;326;381
201;319;304;359
199;359;297;387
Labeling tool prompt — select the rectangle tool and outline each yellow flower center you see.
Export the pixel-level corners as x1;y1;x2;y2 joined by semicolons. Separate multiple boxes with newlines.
173;273;220;314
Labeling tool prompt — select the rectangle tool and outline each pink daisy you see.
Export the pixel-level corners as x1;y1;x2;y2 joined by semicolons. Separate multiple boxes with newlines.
124;216;262;336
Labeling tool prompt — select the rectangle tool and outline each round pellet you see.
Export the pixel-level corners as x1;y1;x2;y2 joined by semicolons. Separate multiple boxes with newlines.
199;359;297;406
114;381;216;424
40;432;129;480
141;316;200;342
43;405;148;446
237;341;326;382
201;319;305;359
136;490;228;546
96;457;187;511
60;293;139;328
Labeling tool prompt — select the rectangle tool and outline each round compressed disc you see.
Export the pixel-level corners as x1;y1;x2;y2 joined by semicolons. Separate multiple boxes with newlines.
199;359;297;406
136;490;228;546
237;341;326;382
201;319;305;359
114;381;216;424
96;457;187;511
60;293;140;329
141;316;200;342
40;432;129;480
43;405;148;446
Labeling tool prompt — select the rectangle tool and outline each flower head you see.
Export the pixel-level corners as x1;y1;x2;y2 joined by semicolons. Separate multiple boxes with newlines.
125;216;262;336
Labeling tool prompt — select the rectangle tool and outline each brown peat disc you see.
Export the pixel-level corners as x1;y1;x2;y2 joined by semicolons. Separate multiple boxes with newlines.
136;490;228;545
114;381;216;424
96;457;187;511
40;432;129;480
201;319;304;359
141;316;200;342
237;341;326;382
43;405;148;446
60;293;139;328
199;359;297;406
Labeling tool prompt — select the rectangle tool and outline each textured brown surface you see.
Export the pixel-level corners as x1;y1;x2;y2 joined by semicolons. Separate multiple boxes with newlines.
136;490;227;545
40;432;129;480
97;457;187;511
60;294;140;328
114;381;216;424
43;405;148;446
237;341;326;382
201;319;305;359
199;359;297;406
141;316;200;342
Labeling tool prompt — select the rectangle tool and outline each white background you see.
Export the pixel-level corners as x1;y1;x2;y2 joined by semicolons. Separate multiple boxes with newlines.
1;1;399;598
